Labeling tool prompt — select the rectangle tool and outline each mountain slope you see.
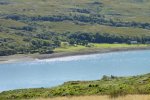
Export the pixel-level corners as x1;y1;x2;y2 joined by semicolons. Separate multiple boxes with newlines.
0;0;150;56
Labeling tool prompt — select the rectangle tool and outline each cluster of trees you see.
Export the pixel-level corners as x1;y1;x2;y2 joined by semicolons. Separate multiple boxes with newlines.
71;8;91;14
0;38;57;56
92;1;103;5
67;32;150;44
5;14;150;30
1;31;150;56
0;31;66;55
0;1;10;5
11;26;35;31
0;48;16;56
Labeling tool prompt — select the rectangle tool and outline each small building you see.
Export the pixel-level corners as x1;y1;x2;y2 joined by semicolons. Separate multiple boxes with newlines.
113;42;119;44
74;44;77;46
130;41;138;44
61;42;70;48
86;43;94;47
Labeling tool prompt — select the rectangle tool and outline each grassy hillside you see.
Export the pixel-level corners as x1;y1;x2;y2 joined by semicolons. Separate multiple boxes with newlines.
0;73;150;100
0;0;150;56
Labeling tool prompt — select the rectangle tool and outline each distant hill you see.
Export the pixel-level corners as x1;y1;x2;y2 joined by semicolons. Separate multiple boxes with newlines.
0;0;150;56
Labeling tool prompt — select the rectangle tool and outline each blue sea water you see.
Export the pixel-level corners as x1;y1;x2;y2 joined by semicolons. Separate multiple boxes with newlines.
0;50;150;91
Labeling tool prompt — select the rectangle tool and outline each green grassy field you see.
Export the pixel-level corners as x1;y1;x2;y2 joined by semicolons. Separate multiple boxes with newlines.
54;43;149;53
1;73;150;100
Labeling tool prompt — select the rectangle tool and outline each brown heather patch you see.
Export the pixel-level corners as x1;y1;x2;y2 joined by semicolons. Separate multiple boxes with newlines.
32;95;150;100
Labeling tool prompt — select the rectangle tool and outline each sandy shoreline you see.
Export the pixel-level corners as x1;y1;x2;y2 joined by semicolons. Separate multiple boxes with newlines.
0;47;150;64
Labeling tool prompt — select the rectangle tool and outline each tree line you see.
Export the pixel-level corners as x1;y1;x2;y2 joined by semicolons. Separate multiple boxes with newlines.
5;14;150;30
1;31;150;56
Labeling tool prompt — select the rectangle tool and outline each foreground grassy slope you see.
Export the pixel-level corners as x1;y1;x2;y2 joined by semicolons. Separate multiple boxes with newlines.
0;73;150;100
32;95;150;100
0;0;150;56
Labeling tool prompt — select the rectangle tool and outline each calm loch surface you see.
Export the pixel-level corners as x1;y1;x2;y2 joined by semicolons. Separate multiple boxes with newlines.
0;50;150;91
